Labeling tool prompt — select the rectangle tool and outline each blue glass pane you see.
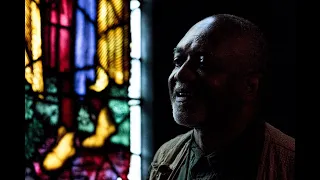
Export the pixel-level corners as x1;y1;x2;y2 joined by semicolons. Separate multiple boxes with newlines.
75;1;96;96
75;71;86;96
75;10;85;68
87;68;95;82
78;0;97;21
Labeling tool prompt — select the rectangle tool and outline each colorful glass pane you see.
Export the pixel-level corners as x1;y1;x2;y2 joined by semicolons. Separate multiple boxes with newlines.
111;119;130;147
25;0;134;179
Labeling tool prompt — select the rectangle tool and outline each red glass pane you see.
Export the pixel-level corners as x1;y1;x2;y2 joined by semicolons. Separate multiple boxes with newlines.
61;98;73;128
58;0;73;72
108;151;131;180
59;28;71;72
43;0;74;71
50;26;57;68
62;78;71;93
91;98;103;112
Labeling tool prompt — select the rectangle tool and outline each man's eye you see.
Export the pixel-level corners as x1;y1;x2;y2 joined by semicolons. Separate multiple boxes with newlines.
173;58;184;67
199;55;205;68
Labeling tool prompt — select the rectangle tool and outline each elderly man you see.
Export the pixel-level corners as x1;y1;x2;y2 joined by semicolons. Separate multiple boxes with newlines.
148;14;295;180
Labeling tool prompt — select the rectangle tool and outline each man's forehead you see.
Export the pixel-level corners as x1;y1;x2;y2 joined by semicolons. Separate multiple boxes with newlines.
174;41;207;55
175;17;217;53
175;32;253;57
174;15;256;58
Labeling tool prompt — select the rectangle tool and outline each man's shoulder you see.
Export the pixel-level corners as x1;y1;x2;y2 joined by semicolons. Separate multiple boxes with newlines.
258;123;295;180
148;130;193;179
152;130;193;163
156;130;193;154
264;122;295;153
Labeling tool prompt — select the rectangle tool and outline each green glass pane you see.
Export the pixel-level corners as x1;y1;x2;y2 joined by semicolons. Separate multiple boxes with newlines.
45;77;59;103
110;119;130;147
45;77;58;94
25;117;44;160
25;81;34;121
109;85;128;98
45;95;59;103
77;107;95;133
108;100;130;124
25;82;31;91
25;95;33;121
31;77;60;125
25;134;34;160
35;102;59;125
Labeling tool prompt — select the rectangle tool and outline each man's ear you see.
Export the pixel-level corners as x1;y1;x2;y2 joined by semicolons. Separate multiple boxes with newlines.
244;75;260;101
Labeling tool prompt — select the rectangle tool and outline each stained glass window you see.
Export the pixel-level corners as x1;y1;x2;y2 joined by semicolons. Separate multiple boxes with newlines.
25;0;142;179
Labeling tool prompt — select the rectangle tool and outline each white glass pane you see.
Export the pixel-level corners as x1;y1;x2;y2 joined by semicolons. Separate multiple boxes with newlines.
128;59;141;99
130;8;141;59
130;105;141;155
127;154;141;180
130;0;140;10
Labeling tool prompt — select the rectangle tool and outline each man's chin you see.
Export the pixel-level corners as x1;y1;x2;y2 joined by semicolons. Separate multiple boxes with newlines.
174;118;204;129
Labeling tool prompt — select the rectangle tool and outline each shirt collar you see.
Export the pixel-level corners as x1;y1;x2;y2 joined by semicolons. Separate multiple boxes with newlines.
190;120;265;172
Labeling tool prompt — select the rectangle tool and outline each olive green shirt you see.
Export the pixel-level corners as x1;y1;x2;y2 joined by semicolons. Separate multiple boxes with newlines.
177;120;265;180
177;139;219;180
148;122;295;180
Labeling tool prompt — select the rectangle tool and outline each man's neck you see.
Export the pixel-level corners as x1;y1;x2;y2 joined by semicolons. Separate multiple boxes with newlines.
193;107;259;154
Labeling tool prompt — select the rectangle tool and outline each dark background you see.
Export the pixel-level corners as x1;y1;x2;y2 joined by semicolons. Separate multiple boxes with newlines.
148;0;296;152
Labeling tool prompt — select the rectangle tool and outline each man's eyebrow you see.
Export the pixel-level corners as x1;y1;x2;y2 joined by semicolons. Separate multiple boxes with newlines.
173;47;212;57
173;47;183;54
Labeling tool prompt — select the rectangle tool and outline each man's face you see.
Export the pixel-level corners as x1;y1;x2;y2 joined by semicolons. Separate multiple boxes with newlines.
168;19;251;129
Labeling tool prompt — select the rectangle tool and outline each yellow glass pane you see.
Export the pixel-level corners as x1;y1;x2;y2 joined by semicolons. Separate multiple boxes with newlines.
25;0;44;98
32;61;44;94
31;0;42;60
97;0;107;33
110;0;123;18
25;0;31;46
123;25;130;82
89;67;109;92
43;132;75;171
82;107;116;148
97;35;108;70
114;27;124;85
107;29;115;80
25;50;30;67
96;0;130;88
25;66;33;85
107;2;116;27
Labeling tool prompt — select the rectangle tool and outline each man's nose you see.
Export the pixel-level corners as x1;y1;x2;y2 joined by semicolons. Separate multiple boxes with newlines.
174;61;197;82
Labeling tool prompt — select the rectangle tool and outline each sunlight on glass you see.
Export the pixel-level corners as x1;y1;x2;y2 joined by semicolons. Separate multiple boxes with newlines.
130;8;141;59
128;59;141;98
130;105;141;155
127;154;141;180
82;108;116;148
89;67;109;92
128;99;140;106
130;0;140;10
128;0;142;179
43;133;75;171
25;0;44;98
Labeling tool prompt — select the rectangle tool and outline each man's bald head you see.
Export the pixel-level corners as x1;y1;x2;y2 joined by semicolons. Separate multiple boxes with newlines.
178;14;268;74
170;14;268;130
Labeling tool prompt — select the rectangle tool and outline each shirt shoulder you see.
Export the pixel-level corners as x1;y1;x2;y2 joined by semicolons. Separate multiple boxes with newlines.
265;122;295;153
152;130;193;164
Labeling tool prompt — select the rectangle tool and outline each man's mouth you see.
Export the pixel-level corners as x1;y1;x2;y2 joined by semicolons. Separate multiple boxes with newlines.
175;91;194;102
